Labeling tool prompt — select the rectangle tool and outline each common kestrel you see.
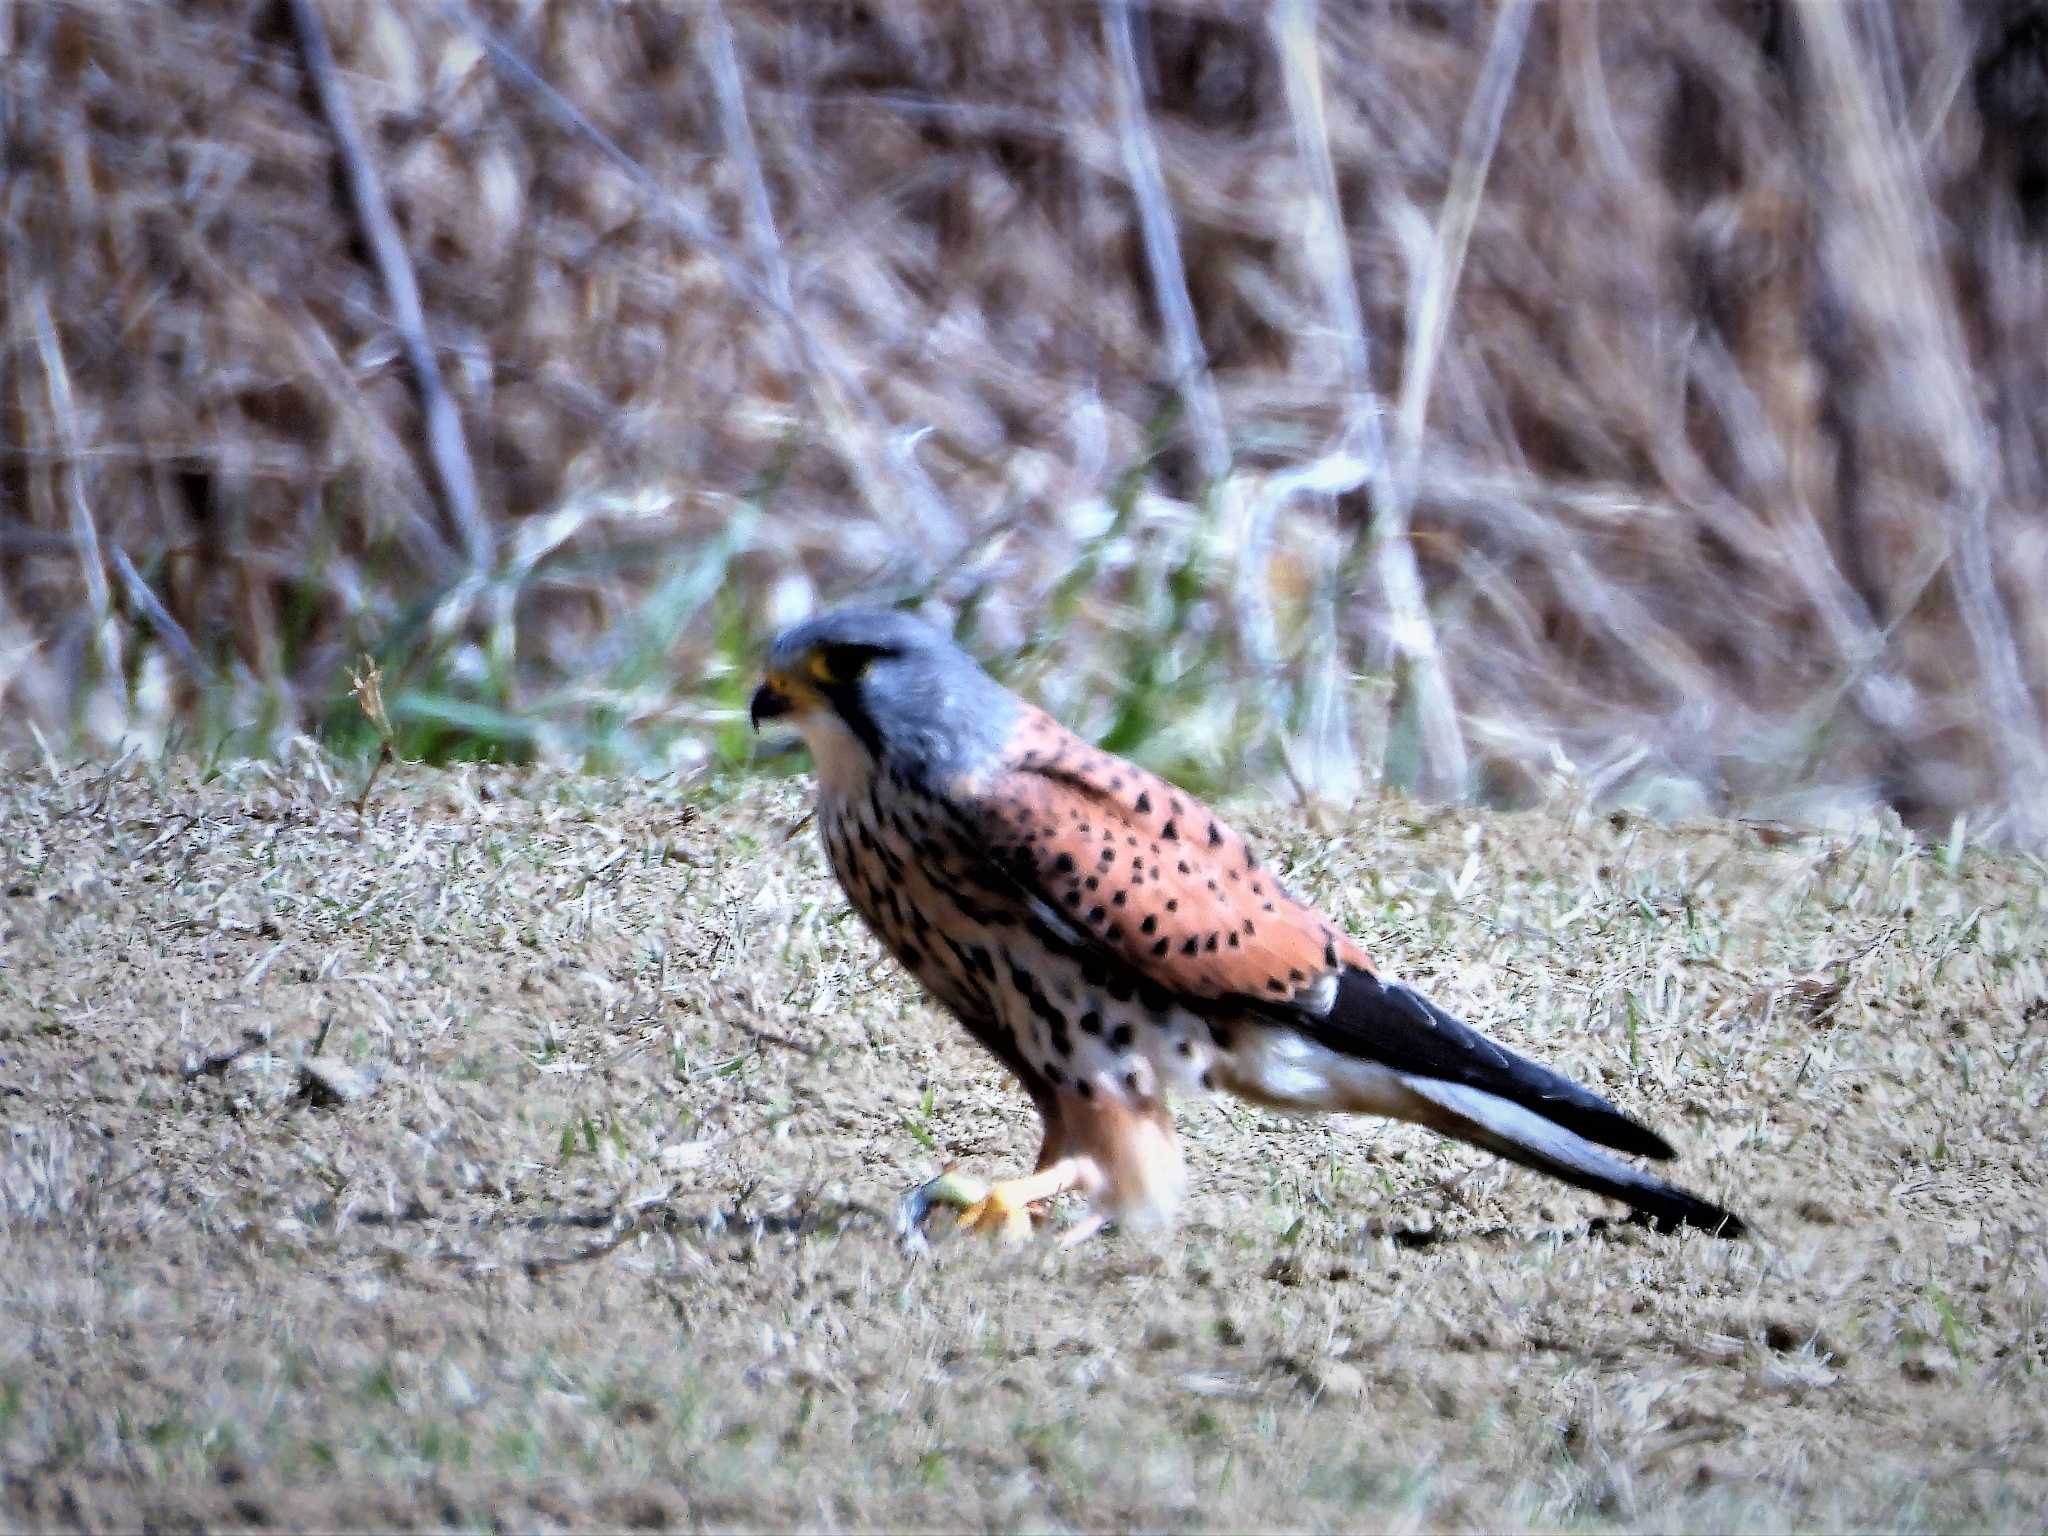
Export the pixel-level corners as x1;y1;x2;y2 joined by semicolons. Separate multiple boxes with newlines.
752;608;1744;1242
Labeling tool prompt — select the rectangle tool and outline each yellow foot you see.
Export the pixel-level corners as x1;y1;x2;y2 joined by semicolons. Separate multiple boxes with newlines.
954;1180;1042;1242
896;1160;1092;1243
895;1167;991;1239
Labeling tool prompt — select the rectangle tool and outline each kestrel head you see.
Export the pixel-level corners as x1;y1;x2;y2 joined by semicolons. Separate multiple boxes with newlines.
751;608;1016;789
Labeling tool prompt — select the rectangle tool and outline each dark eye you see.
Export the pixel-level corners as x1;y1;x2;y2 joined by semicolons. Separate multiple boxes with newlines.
813;643;889;686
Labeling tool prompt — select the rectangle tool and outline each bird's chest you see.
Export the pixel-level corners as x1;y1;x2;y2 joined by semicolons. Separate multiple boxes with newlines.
817;777;995;1013
818;778;1220;1103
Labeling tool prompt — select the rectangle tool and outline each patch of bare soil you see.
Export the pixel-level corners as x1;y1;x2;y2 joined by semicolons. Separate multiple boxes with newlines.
3;755;2043;1531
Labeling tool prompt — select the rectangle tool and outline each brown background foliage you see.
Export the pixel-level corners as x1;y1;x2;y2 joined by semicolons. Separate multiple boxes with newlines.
3;1;2046;830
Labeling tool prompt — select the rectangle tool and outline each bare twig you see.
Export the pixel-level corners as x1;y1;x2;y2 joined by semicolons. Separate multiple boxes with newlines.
521;1211;667;1276
1100;0;1231;490
1267;0;1388;800
728;1018;819;1058
25;287;123;697
286;0;493;575
701;0;960;555
179;1023;274;1081
347;654;394;820
1366;1;1538;797
109;546;204;679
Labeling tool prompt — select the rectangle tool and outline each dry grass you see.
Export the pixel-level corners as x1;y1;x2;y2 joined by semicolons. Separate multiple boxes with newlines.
3;750;2044;1530
4;2;2048;832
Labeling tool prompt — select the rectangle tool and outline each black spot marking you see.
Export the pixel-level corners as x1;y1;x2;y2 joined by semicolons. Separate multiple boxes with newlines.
1180;937;1200;957
1160;818;1179;841
1325;939;1339;968
1109;1023;1135;1051
1079;1010;1104;1035
1200;1069;1216;1091
1243;918;1257;935
1267;977;1289;994
1227;933;1240;948
1046;1063;1065;1085
1135;791;1152;814
1085;876;1100;892
1054;853;1075;875
1124;1071;1142;1095
1204;934;1219;953
1151;937;1170;957
1088;906;1106;925
1207;822;1223;847
1077;1079;1094;1099
1112;891;1128;907
1176;1039;1192;1056
1141;914;1159;935
1166;899;1179;913
1208;1022;1233;1050
1177;861;1192;875
1289;967;1305;984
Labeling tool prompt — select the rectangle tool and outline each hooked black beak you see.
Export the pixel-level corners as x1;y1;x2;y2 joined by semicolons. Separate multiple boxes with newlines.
750;681;792;731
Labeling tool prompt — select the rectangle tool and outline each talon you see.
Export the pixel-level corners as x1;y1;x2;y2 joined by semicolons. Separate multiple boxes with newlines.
955;1186;1039;1242
896;1167;990;1238
898;1158;1092;1243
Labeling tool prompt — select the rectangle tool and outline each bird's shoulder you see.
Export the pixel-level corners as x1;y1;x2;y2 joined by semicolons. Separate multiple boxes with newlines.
948;706;1373;1005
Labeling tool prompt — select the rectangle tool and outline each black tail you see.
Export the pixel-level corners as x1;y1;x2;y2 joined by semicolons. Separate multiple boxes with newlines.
1304;968;1744;1237
1400;1077;1746;1237
1305;970;1674;1158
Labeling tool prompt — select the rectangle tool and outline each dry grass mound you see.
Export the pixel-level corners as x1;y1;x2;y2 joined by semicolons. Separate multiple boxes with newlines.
3;752;2044;1529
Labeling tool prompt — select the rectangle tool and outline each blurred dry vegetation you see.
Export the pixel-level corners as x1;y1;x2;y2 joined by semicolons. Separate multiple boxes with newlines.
4;0;2048;833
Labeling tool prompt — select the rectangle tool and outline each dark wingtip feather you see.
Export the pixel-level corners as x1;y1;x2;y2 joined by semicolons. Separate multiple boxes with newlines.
1400;1077;1749;1241
1311;970;1681;1161
1597;1113;1677;1163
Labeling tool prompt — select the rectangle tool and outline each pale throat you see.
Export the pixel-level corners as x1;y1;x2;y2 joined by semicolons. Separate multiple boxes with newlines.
795;713;879;799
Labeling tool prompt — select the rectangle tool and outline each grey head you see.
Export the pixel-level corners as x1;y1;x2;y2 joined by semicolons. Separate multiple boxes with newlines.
750;607;1018;784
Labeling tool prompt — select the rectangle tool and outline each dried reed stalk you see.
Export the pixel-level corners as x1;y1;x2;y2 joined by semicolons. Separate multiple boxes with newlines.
1;1;2041;838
